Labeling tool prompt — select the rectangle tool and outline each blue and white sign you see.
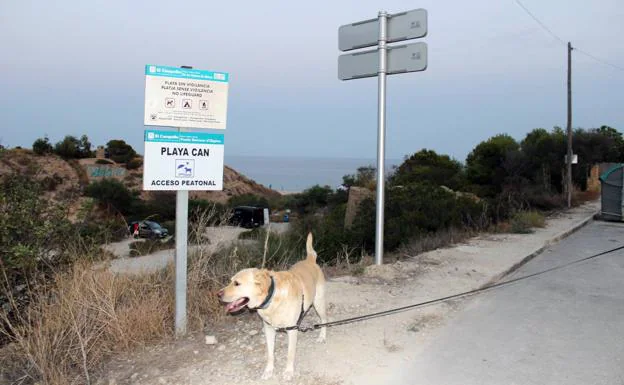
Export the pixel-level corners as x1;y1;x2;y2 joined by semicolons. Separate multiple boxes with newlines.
143;130;225;191
144;65;229;130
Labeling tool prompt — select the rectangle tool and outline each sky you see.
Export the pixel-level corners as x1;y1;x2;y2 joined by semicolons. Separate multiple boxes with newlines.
1;0;623;163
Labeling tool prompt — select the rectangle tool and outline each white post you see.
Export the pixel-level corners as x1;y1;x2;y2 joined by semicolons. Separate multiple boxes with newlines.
374;11;388;265
175;188;188;336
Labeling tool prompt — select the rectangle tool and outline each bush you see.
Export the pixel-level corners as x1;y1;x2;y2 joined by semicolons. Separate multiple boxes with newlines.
391;149;465;190
384;183;486;250
125;157;143;170
106;140;137;164
53;135;92;159
0;174;75;288
95;159;114;165
77;219;128;245
84;179;135;214
466;134;521;197
32;136;54;155
39;173;64;191
132;191;176;221
227;193;269;208
510;211;545;234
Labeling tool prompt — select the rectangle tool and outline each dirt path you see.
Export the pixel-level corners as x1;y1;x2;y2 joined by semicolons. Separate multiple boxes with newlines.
103;224;291;275
103;226;248;275
98;202;599;385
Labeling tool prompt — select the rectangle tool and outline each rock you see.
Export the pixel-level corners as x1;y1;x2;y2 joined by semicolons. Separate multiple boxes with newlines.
193;350;199;355
217;344;226;351
249;330;258;336
205;335;217;345
130;372;139;381
108;379;118;385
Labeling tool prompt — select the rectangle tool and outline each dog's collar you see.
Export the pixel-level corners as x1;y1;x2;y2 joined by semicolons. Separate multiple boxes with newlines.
254;276;275;310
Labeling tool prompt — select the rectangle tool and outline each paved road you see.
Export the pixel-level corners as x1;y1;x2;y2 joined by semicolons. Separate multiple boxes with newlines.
393;221;624;385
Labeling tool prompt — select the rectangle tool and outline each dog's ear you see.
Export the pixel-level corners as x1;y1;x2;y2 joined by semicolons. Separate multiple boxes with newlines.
253;269;270;287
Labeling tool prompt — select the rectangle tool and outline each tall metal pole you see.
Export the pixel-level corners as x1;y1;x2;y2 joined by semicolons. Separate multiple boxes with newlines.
175;185;188;336
566;42;572;208
375;11;388;265
175;65;192;336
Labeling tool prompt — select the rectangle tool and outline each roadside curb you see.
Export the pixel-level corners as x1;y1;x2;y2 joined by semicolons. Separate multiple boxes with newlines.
484;206;600;286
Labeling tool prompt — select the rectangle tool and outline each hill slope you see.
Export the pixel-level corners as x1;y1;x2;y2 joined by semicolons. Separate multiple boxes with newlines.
0;149;280;211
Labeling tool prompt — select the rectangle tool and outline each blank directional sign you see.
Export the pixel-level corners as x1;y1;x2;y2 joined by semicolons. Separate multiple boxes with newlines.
339;9;427;51
338;42;427;80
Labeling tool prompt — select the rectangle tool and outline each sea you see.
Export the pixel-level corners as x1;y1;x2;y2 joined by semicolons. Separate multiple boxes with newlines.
224;155;402;193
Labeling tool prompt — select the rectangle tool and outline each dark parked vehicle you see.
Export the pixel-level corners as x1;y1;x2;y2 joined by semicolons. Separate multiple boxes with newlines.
230;206;265;228
128;220;169;239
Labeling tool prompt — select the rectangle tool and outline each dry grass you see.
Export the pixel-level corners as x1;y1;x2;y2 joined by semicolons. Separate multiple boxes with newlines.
0;263;174;385
397;227;475;259
573;189;600;204
0;206;293;385
510;210;546;234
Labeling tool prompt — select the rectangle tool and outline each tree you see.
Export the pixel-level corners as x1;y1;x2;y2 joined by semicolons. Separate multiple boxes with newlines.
106;140;137;164
32;136;54;155
391;149;465;190
521;128;563;191
466;134;521;197
53;135;92;159
342;166;376;189
84;179;134;214
78;134;93;158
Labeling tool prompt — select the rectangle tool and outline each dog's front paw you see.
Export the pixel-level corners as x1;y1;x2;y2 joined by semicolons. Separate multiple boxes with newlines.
282;369;295;381
261;367;274;380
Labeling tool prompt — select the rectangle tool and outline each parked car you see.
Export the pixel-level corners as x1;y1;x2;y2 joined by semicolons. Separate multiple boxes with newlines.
229;206;266;228
128;220;169;239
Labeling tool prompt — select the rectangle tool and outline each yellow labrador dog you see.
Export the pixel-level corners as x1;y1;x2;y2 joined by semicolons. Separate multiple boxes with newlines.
218;233;327;380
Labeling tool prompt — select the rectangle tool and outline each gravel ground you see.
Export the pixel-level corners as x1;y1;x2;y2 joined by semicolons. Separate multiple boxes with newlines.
97;202;599;385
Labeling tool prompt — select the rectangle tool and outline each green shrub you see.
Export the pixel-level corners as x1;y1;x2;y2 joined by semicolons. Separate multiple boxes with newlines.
84;179;135;214
384;183;486;250
510;211;545;234
54;135;92;159
106;140;137;164
39;173;64;191
77;220;128;244
95;159;114;165
125;157;143;170
32;136;54;155
0;174;76;288
228;193;269;208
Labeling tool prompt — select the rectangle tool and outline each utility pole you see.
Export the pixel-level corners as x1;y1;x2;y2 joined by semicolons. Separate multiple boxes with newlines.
566;42;573;208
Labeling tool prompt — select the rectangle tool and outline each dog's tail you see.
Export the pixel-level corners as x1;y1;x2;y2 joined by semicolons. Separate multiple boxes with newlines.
306;232;317;262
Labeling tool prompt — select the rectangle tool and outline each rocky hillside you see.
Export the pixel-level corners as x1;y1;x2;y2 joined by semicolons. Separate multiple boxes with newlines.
0;149;281;213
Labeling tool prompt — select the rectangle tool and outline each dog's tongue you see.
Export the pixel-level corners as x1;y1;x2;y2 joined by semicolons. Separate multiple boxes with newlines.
226;297;249;313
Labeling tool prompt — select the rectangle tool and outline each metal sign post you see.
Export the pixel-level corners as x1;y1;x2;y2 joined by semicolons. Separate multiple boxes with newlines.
175;154;189;336
338;9;428;265
375;12;388;266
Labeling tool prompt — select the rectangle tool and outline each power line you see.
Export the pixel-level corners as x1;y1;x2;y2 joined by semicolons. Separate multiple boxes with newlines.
513;0;624;73
574;47;624;72
513;0;566;46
